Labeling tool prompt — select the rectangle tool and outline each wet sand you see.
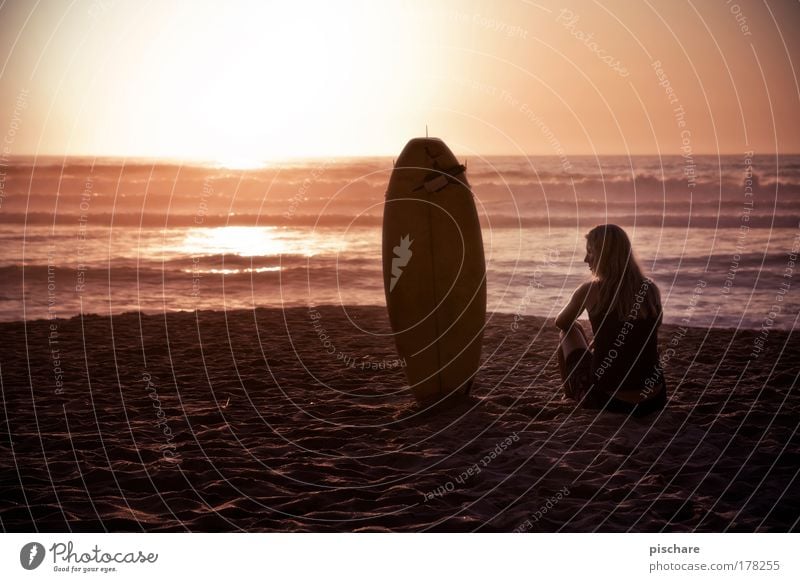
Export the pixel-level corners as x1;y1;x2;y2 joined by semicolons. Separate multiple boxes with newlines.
0;306;797;532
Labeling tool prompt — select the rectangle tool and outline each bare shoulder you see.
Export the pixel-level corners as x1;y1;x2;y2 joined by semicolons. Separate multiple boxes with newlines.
556;280;595;329
580;280;597;301
579;280;598;313
567;281;591;304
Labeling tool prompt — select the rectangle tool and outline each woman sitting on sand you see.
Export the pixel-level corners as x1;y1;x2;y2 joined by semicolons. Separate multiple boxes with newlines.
556;224;667;417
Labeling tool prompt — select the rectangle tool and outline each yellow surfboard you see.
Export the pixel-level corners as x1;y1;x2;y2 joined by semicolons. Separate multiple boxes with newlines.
383;137;487;407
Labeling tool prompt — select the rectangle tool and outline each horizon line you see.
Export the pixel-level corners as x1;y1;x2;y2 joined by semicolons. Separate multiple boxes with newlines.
3;152;799;164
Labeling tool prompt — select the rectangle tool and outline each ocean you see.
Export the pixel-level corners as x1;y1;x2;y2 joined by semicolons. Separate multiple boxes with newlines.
1;154;798;328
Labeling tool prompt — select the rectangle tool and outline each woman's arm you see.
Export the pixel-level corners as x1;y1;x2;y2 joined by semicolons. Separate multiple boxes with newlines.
555;282;592;331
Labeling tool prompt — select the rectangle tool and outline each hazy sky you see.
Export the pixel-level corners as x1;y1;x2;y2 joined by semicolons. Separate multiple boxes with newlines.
1;0;798;161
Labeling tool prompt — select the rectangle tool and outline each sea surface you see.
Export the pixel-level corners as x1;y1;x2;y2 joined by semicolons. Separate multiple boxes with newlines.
1;155;798;328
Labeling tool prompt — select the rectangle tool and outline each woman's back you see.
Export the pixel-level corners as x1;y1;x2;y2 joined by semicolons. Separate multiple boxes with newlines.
587;280;665;403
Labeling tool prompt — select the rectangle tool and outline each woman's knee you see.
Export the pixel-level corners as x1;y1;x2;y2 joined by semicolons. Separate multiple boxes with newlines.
560;325;589;355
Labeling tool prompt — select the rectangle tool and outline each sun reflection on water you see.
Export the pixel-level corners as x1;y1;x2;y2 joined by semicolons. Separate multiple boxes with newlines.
178;226;347;258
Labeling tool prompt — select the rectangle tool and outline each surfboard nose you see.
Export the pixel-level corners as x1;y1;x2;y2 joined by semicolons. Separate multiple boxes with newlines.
395;137;457;170
401;137;445;149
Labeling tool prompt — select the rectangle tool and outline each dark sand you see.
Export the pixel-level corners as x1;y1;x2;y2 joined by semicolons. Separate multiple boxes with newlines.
1;306;798;532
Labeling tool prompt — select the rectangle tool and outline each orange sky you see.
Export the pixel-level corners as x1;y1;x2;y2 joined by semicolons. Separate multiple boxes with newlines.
0;0;798;161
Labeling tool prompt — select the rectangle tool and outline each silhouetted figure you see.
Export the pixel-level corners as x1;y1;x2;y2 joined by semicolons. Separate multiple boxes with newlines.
556;224;667;416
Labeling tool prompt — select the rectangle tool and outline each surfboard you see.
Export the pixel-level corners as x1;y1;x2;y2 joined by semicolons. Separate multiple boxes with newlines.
382;137;487;407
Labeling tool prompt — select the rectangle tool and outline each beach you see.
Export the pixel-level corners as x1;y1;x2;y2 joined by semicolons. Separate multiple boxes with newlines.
1;306;797;532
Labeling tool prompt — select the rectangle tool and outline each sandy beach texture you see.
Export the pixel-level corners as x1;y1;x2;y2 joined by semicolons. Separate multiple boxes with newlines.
1;306;797;532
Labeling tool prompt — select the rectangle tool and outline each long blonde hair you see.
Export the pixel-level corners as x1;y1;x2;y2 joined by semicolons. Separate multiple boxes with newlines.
586;224;661;320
